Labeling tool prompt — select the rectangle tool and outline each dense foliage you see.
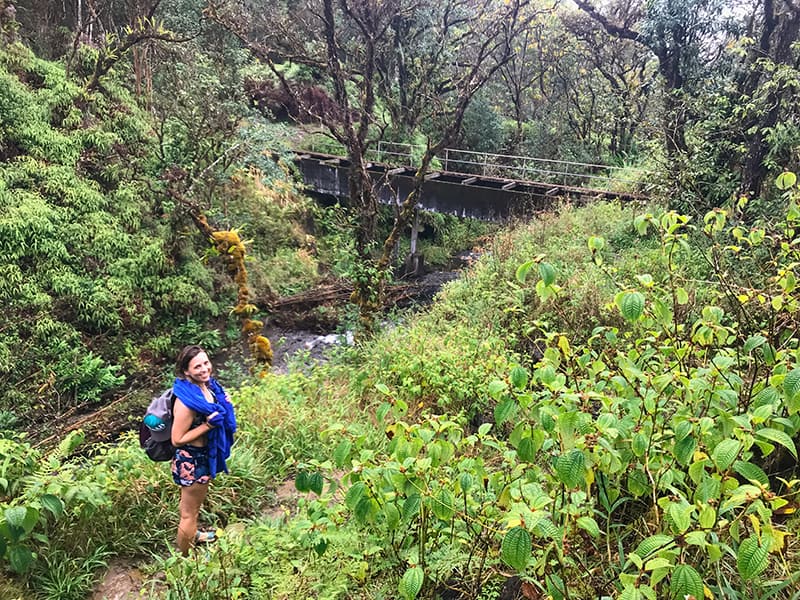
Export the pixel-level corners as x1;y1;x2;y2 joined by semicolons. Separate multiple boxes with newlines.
2;194;799;598
0;41;226;421
2;1;800;599
0;38;331;429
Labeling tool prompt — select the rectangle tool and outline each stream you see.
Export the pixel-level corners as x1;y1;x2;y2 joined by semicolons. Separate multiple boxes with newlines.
265;265;466;374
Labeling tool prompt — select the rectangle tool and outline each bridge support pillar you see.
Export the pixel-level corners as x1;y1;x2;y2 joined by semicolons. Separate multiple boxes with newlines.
404;208;425;277
409;208;420;256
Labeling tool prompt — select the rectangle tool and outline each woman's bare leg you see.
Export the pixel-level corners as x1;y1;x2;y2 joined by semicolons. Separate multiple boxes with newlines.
176;481;209;555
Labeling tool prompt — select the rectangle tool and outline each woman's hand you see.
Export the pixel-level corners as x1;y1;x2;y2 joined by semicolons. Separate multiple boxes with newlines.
207;411;225;428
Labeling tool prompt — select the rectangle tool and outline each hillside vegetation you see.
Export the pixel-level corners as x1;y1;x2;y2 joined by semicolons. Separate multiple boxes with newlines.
2;195;800;599
0;39;351;431
2;0;800;598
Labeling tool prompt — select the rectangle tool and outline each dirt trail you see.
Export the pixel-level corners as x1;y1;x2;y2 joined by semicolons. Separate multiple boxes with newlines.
92;476;312;599
91;563;146;600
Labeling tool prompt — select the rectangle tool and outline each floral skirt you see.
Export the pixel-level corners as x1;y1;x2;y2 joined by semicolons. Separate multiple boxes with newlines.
172;445;211;487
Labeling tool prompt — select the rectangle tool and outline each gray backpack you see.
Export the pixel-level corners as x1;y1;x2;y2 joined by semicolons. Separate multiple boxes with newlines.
138;389;176;461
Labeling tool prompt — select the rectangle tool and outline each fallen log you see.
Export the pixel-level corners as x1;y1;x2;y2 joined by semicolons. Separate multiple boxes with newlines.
264;279;443;313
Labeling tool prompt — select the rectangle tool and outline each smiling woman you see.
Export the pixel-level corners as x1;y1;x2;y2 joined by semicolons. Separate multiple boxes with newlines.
170;345;238;555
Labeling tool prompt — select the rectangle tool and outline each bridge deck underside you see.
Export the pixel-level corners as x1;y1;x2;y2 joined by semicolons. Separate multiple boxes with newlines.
294;152;644;221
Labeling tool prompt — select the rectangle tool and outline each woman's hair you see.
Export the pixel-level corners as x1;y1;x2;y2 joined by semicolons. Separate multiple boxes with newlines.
175;345;207;377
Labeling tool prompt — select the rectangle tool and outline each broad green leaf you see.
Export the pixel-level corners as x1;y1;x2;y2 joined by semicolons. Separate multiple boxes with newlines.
670;564;703;599
781;271;797;293
699;504;716;529
4;506;38;539
635;534;674;558
711;439;741;471
577;516;600;538
618;291;645;322
707;544;722;562
8;545;33;573
546;573;567;600
628;469;650;497
398;566;424;600
685;531;707;546
4;507;29;531
295;471;309;492
39;495;63;519
673;435;696;466
674;420;692;441
535;279;555;302
494;398;517;425
57;430;85;456
555;449;585;489
533;517;559;539
737;535;769;580
783;368;800;400
501;526;531;572
668;503;692;534
733;461;769;487
375;383;391;395
403;494;421;521
676;287;689;305
431;490;454;521
308;472;324;496
651;374;672;394
487;380;507;399
537;365;556;385
761;343;776;365
516;437;535;463
632;432;648;457
458;472;473;493
354;497;377;523
619;585;643;600
588;235;606;250
721;485;765;513
314;538;328;556
376;402;391;423
644;557;671;571
384;503;400;530
345;482;367;510
540;412;555;432
516;260;535;283
776;171;797;190
743;335;767;354
755;428;797;458
333;440;352;468
539;262;556;286
509;366;529;390
694;477;721;504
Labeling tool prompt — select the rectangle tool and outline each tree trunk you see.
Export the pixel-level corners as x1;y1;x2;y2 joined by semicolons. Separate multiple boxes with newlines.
737;1;800;198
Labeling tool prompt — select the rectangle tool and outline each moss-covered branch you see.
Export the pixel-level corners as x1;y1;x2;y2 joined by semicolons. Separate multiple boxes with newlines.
165;177;273;373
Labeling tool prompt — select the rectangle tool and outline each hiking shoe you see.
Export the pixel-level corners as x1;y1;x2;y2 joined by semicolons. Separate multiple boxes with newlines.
195;530;217;544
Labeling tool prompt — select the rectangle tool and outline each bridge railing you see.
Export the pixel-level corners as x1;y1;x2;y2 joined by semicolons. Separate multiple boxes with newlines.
366;141;651;192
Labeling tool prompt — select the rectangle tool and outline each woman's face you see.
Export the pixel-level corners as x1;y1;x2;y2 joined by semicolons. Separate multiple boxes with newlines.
185;351;212;384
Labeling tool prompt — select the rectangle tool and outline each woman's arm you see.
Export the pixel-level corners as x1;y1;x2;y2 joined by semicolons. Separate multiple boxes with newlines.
171;398;213;447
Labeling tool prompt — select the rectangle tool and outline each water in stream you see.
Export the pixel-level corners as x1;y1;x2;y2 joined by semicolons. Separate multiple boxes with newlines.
264;265;467;374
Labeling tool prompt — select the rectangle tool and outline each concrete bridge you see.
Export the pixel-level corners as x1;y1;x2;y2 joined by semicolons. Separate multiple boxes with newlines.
291;146;648;222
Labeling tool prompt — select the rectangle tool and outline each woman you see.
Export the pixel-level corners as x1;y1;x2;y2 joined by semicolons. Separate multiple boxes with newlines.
170;344;237;555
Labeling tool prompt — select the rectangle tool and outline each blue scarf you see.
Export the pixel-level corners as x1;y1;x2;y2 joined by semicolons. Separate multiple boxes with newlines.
173;376;237;479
